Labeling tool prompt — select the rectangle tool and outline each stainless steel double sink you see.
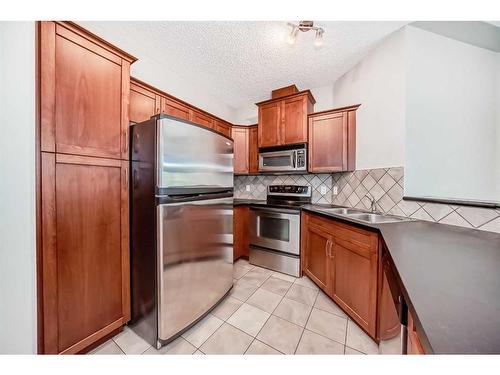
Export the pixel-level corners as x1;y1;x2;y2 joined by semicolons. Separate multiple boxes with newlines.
316;207;412;224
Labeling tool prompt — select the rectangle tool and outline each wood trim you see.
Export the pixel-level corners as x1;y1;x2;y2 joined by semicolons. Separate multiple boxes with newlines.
56;24;122;66
130;81;157;100
41;152;58;354
121;60;131;159
121;161;131;323
35;21;44;354
59;318;124;354
347;110;356;171
55;22;137;63
56;153;123;167
40;21;56;152
308;104;361;118
272;84;299;99
255;89;316;106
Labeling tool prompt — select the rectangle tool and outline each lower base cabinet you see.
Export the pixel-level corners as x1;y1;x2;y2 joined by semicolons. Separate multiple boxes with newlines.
233;206;249;261
301;211;379;339
40;153;130;354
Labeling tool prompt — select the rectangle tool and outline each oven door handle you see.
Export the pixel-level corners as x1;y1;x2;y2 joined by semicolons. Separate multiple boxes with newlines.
250;206;300;215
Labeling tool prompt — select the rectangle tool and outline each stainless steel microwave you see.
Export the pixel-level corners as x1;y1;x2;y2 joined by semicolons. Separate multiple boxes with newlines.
258;145;307;173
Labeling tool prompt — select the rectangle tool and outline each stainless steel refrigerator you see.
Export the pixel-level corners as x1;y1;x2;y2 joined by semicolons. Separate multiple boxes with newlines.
129;114;234;349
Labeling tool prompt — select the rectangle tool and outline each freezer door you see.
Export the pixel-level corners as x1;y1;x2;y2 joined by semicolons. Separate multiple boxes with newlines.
157;196;233;343
157;117;233;193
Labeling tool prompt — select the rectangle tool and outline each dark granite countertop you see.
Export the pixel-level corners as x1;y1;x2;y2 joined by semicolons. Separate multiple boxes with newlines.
234;199;500;354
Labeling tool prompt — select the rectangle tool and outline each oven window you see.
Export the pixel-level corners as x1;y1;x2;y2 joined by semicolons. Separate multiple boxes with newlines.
259;217;290;241
262;155;291;167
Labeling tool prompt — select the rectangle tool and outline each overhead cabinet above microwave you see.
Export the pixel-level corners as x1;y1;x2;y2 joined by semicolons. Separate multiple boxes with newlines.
256;90;315;148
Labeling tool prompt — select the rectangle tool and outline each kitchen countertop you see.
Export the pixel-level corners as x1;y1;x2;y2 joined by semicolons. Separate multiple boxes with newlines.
234;199;500;354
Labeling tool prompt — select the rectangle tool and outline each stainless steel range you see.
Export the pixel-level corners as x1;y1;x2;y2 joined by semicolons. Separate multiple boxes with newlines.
249;185;312;277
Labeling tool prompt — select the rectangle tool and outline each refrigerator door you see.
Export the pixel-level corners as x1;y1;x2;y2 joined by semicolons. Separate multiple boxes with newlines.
157;117;233;195
156;196;233;343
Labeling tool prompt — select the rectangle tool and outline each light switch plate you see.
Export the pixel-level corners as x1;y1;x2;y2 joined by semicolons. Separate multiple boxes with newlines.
246;185;251;192
333;185;338;195
320;186;327;195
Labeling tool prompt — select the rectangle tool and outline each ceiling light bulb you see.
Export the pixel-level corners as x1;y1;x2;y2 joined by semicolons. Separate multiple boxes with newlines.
314;29;324;47
287;26;298;45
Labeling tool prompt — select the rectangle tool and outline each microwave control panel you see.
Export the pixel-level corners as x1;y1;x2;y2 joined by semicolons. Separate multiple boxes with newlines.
296;150;306;168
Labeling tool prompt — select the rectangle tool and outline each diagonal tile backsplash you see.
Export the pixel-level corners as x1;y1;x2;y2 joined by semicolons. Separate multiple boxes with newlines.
234;167;500;234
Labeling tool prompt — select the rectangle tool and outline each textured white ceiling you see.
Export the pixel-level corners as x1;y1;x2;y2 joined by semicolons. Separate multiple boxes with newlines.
79;21;408;109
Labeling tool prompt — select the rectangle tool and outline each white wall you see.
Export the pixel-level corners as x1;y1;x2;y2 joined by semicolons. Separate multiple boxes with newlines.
332;28;407;170
0;22;37;354
231;84;335;125
405;26;499;202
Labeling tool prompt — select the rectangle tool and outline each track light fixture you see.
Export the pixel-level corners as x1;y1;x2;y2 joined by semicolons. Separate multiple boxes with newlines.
286;21;324;47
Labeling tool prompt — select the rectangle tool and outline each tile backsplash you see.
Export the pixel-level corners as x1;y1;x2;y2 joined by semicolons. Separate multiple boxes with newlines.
234;167;500;234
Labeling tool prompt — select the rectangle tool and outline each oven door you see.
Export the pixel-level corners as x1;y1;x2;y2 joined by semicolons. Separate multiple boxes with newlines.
249;206;300;255
259;150;295;172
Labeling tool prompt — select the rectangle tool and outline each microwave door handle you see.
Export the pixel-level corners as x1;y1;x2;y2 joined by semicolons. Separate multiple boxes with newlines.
292;151;296;168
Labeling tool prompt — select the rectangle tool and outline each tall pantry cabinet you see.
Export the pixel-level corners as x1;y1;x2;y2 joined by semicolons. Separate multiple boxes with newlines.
38;22;136;354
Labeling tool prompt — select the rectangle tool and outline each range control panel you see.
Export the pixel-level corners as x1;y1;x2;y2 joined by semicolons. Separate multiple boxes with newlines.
268;185;312;196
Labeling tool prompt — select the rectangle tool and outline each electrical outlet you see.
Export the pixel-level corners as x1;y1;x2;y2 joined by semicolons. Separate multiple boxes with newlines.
333;185;338;195
320;186;327;195
246;185;251;192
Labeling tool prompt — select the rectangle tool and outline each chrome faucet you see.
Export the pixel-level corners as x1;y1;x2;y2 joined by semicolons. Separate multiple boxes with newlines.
364;193;377;212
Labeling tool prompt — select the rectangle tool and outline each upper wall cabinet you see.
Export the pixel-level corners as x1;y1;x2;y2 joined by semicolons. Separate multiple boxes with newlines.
40;22;136;160
257;91;315;148
308;105;359;173
130;79;161;124
232;125;258;174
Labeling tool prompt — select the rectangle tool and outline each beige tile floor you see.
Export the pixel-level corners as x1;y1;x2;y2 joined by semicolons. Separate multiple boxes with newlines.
90;259;379;355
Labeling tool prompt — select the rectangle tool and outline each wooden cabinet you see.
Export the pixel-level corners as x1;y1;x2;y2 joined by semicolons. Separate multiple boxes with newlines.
232;125;258;174
233;206;249;261
257;91;315;148
130;79;160;124
258;101;281;147
40;22;134;160
330;222;379;338
40;152;130;354
191;109;214;129
161;96;191;121
38;21;135;354
407;310;426;354
308;105;359;172
248;125;259;173
214;120;232;138
232;127;249;174
301;213;332;292
301;211;379;339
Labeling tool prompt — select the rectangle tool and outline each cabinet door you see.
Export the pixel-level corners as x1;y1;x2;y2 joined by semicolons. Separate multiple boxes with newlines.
281;95;308;145
248;126;259;173
214;120;232;138
232;127;249;174
258;101;281;147
130;82;160;124
309;112;347;172
40;22;131;160
302;220;332;292
161;96;191;121
191;109;214;129
331;226;378;338
41;153;130;354
233;206;249;261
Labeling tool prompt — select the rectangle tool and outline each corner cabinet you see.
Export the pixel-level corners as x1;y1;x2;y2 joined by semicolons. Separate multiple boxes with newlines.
257;91;315;148
308;105;359;172
301;211;379;339
38;21;135;354
232;125;258;174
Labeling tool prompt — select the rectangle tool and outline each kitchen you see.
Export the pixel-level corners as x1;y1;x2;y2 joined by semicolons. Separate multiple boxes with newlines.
1;1;500;372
